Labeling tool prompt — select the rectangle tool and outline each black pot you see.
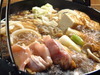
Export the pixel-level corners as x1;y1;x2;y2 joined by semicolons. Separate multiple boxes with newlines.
1;0;100;75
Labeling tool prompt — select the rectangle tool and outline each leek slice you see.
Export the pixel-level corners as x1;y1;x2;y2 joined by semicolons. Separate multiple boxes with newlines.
59;35;81;52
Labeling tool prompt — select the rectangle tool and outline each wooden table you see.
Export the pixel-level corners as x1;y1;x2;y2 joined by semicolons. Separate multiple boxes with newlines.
2;0;100;11
91;0;100;11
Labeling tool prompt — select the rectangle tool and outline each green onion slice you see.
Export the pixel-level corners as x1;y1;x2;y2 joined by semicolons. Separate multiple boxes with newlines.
71;34;84;46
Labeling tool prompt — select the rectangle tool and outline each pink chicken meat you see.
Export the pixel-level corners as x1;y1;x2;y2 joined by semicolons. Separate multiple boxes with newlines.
12;35;72;72
12;42;52;72
43;36;72;69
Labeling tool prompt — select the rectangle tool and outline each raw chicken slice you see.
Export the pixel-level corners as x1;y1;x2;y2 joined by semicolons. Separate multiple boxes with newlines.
29;41;53;67
27;55;47;72
12;42;53;72
43;36;72;69
12;44;31;71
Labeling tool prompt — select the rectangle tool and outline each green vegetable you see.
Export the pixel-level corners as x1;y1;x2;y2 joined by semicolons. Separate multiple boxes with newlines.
71;34;84;46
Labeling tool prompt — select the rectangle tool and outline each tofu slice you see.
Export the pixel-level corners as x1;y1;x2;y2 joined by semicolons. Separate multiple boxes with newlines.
58;12;83;32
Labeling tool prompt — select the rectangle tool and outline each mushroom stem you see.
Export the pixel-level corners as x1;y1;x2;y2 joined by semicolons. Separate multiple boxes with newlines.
87;48;100;63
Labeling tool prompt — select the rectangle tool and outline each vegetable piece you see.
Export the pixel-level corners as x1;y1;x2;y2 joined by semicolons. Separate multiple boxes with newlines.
66;28;85;40
32;7;46;18
71;34;84;46
32;3;56;18
26;68;36;74
0;21;24;34
59;35;81;52
82;44;100;62
41;3;55;12
11;29;41;45
66;27;82;37
87;48;100;63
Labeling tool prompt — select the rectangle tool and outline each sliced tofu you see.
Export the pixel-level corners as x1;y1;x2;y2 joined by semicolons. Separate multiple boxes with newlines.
58;9;100;31
58;12;83;32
